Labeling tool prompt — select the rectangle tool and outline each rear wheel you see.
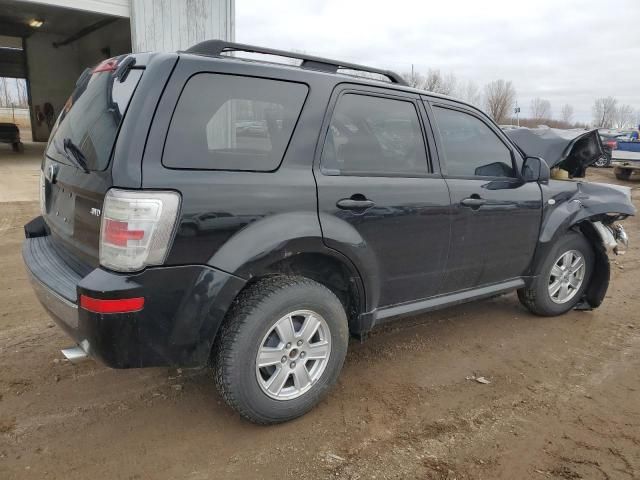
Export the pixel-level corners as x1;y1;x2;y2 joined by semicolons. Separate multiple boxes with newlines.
518;232;594;316
615;167;632;180
213;275;349;424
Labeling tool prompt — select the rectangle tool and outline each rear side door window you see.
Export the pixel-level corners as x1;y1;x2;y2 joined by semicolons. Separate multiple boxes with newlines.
321;93;429;176
163;74;308;171
432;106;515;178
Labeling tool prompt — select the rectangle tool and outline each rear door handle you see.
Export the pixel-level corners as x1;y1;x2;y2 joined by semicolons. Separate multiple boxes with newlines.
460;197;487;208
336;197;375;210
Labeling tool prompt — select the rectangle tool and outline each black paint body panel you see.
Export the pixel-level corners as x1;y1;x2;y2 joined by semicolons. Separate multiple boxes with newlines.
23;49;635;369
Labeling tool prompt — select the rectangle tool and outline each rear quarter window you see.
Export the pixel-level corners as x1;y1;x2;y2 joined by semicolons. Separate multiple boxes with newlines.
163;74;308;171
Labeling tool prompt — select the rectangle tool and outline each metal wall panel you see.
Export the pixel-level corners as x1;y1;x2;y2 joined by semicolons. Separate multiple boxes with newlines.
0;48;25;78
130;0;234;53
18;0;131;18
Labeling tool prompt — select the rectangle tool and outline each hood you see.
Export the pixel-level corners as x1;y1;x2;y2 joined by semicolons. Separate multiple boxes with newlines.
505;127;604;178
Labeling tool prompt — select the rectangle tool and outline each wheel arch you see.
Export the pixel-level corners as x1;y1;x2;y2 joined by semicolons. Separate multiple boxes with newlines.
574;219;610;308
263;252;366;334
206;212;369;335
526;214;611;309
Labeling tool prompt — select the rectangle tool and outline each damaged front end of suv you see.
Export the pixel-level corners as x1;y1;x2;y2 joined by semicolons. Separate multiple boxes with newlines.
506;126;634;310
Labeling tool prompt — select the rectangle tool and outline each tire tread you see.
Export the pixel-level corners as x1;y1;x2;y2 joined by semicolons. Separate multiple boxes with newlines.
213;275;341;424
518;232;593;317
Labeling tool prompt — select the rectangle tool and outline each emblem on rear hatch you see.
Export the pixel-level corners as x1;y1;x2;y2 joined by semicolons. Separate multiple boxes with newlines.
90;208;101;217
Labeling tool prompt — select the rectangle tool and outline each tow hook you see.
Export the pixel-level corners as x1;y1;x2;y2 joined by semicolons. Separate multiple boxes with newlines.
593;221;628;255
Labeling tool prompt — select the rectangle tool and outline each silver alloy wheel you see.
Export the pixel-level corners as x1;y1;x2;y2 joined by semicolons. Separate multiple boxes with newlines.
255;309;331;401
594;155;608;167
548;249;586;304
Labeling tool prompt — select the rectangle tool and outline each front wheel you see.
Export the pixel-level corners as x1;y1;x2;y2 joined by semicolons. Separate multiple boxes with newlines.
213;275;349;424
518;232;594;316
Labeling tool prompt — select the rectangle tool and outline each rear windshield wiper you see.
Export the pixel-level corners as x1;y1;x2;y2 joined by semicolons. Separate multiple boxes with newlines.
62;138;90;173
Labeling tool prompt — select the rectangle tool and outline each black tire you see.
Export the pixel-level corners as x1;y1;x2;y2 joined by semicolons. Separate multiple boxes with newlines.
518;232;594;316
213;275;349;424
12;142;23;153
615;168;632;180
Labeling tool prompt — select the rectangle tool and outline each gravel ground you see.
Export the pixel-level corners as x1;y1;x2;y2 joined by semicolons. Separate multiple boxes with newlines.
0;153;638;479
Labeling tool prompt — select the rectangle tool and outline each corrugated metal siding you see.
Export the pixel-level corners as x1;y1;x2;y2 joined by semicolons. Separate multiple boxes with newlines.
130;0;234;53
19;0;131;18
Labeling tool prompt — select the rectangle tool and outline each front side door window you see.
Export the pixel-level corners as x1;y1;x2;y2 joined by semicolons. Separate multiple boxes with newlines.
433;106;515;178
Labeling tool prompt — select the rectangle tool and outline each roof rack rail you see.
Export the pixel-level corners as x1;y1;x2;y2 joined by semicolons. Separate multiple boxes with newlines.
184;40;408;86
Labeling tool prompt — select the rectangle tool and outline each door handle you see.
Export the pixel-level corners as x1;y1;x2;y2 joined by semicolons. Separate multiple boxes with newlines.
460;197;486;208
336;197;375;210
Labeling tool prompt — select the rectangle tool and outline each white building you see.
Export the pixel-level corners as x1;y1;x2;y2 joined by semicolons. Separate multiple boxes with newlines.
0;0;234;141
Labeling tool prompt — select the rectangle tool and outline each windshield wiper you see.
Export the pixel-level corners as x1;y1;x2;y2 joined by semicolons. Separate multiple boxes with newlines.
62;138;90;173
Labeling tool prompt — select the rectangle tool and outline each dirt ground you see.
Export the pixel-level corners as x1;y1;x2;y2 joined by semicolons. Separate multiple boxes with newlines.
0;148;639;479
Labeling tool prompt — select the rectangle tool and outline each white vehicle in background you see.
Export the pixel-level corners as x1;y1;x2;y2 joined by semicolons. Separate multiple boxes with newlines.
612;139;640;180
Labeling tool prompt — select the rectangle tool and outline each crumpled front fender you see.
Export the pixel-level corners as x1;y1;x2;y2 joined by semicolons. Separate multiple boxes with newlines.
526;180;634;309
539;181;635;245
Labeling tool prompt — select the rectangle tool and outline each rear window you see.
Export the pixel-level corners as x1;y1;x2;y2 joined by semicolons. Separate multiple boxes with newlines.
163;74;308;171
45;64;143;171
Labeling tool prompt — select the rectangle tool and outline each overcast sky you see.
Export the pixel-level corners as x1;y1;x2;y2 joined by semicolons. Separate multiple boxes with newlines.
236;0;639;124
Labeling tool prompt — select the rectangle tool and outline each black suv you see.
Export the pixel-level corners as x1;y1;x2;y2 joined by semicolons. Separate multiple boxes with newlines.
23;42;634;424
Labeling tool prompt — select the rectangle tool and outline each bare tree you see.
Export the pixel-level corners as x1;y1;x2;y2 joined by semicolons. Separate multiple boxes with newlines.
560;104;574;124
592;96;617;128
402;71;425;89
0;78;13;107
455;80;482;107
530;97;551;120
613;104;635;129
427;69;457;95
14;79;28;108
483;79;516;124
402;68;457;95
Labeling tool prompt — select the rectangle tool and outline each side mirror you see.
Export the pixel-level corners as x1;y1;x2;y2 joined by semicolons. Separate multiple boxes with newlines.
522;156;550;184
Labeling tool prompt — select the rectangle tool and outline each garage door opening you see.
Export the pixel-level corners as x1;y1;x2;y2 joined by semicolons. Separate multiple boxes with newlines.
1;2;132;147
0;76;32;144
0;35;31;147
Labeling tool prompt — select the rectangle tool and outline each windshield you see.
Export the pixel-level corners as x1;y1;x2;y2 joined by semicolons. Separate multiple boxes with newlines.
45;64;143;171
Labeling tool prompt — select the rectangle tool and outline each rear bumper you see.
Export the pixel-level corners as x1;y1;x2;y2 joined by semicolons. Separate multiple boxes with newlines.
23;230;246;369
27;268;79;336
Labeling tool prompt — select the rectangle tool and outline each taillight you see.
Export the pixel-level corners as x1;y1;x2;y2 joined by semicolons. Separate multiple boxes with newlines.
99;189;181;272
92;59;118;73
